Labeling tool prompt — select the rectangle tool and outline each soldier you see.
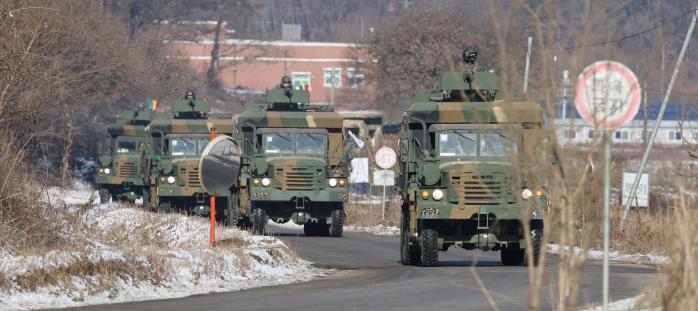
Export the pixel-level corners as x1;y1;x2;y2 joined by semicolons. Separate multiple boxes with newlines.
184;91;196;100
280;75;293;97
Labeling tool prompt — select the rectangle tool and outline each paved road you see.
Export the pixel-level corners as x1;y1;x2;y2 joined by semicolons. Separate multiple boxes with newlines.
63;225;656;311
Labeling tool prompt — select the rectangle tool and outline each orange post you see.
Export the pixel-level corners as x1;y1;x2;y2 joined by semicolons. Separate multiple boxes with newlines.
209;128;216;247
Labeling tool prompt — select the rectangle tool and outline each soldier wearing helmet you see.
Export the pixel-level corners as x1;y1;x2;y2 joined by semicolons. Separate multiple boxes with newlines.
280;75;293;98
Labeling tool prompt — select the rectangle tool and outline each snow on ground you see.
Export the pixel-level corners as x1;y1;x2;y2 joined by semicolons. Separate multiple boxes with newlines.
583;294;659;311
548;244;667;266
267;219;304;230
0;184;324;310
344;224;399;236
268;220;399;237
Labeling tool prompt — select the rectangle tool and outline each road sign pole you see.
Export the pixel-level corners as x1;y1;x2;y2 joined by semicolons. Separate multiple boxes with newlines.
210;128;216;247
523;36;533;94
620;5;698;231
381;173;387;222
602;130;611;311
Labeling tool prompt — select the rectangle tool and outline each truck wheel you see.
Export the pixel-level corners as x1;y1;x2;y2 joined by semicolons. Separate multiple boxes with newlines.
142;188;151;210
524;231;543;266
251;208;266;235
99;188;110;204
400;214;419;265
156;201;172;214
419;227;439;267
225;193;239;227
329;209;345;237
500;246;523;266
303;222;316;236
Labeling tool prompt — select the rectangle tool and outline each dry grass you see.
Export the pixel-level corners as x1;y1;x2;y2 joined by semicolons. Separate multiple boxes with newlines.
660;185;698;310
0;133;68;253
344;193;400;227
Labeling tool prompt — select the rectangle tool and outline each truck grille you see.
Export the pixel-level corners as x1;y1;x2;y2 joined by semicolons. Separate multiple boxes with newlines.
117;162;139;178
179;166;201;187
450;173;515;206
276;167;318;191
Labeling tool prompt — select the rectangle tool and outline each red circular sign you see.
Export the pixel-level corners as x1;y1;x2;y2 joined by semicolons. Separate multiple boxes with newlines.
575;61;641;129
375;146;397;169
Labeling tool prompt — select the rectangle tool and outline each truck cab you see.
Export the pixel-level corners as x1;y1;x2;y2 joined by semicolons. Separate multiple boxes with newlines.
96;109;153;204
399;51;549;266
234;78;352;236
142;94;236;220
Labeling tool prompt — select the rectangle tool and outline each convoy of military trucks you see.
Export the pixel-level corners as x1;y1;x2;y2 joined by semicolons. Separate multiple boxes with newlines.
95;49;550;266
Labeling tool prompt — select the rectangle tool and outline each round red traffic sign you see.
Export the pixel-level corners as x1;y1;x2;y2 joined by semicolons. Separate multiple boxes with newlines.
375;146;397;169
575;61;641;129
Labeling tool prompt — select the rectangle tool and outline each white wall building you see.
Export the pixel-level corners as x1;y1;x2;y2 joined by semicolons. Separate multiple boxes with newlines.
554;103;698;146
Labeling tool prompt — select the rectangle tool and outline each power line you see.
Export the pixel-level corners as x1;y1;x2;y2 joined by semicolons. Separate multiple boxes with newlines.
543;8;697;50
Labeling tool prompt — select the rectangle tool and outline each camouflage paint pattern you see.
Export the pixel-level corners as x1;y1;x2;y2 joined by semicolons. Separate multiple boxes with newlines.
96;109;155;201
399;68;549;254
142;99;236;214
234;87;352;224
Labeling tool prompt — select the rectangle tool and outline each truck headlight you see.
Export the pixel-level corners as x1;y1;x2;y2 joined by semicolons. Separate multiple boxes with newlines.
253;178;260;186
535;190;544;198
167;176;176;184
521;188;533;200
421;191;430;200
432;189;444;201
103;168;111;175
338;179;346;187
261;178;271;187
328;178;337;187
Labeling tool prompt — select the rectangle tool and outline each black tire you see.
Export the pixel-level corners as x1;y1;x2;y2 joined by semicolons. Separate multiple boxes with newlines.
329;209;345;237
400;213;419;265
156;201;172;214
99;188;110;204
225;193;239;227
500;246;523;266
251;208;266;235
142;188;151;209
303;222;316;236
419;227;439;267
524;231;543;266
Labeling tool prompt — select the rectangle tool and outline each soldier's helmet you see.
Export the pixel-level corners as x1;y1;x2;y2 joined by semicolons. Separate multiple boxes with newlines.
280;76;292;88
184;90;196;100
462;47;479;65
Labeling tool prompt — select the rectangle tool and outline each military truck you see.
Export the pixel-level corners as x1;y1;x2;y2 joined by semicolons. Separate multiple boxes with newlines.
398;49;549;266
96;109;154;204
142;92;237;219
232;77;352;236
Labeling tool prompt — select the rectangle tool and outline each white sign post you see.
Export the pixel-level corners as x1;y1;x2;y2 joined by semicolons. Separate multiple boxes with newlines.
375;147;397;222
575;60;641;311
622;172;649;209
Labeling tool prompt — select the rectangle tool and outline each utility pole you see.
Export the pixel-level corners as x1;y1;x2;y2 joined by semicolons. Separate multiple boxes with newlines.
560;70;571;146
523;37;533;94
330;69;336;106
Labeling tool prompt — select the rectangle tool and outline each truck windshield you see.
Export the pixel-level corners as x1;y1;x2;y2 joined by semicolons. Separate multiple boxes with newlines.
264;133;293;154
438;131;516;157
115;137;139;154
438;132;476;156
263;132;327;154
170;137;210;156
480;133;511;156
296;133;326;154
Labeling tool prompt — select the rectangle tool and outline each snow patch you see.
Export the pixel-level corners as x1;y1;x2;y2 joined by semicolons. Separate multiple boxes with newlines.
0;185;324;310
583;294;659;311
344;224;399;236
548;244;667;265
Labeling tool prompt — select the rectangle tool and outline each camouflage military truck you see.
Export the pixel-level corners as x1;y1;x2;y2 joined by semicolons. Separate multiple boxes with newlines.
232;76;352;236
142;92;237;219
96;109;154;204
398;49;549;266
